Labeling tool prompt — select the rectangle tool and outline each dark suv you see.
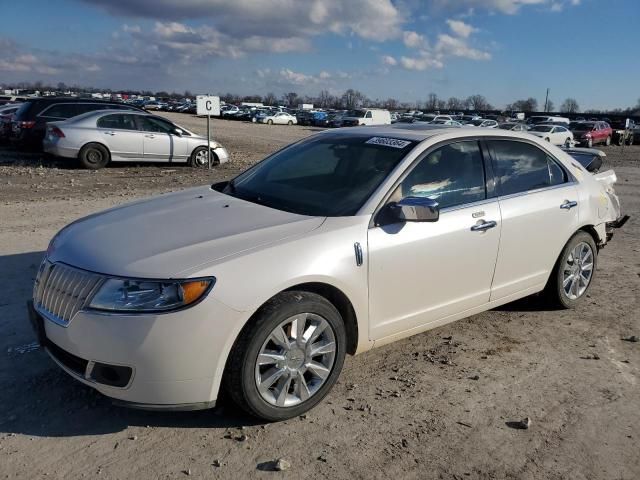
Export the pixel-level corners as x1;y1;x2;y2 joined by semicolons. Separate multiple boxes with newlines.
11;97;144;148
609;119;635;146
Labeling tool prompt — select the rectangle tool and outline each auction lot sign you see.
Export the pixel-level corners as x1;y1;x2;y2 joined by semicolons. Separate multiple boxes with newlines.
196;95;221;116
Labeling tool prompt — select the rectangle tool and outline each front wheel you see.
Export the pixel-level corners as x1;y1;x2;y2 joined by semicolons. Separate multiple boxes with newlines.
224;291;346;421
189;146;217;168
545;231;597;309
267;119;273;125
78;143;110;169
287;120;293;126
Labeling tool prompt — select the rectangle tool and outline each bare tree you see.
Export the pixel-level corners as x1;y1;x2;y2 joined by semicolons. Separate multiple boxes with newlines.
341;89;367;109
262;92;277;106
447;97;464;110
560;98;580;113
425;93;439;111
283;92;299;107
467;94;491;111
508;97;538;112
316;90;335;108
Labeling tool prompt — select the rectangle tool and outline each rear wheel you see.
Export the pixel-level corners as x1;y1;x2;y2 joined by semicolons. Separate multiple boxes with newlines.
564;138;571;147
78;143;109;169
267;119;273;125
224;291;346;421
545;231;597;309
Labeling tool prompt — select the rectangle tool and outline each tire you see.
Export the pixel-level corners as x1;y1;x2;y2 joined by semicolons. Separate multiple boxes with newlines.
267;119;273;125
587;138;593;148
605;136;611;146
189;146;217;168
628;135;634;145
617;135;624;146
287;120;293;126
544;231;597;309
78;143;109;170
564;138;571;147
224;291;347;421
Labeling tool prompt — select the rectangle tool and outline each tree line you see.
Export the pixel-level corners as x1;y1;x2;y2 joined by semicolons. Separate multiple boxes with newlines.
3;80;639;115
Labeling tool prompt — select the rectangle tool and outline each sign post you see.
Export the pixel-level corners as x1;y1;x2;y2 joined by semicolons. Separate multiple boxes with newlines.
196;95;221;169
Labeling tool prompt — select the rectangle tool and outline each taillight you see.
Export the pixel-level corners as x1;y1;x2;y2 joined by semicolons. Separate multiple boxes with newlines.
17;120;36;129
49;126;65;138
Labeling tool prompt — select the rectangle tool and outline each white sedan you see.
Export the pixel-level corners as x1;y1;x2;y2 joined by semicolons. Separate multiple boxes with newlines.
30;127;625;421
260;112;297;125
528;124;574;147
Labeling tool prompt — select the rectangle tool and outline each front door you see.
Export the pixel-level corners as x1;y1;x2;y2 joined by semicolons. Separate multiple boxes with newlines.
135;116;188;162
485;139;581;301
95;113;143;161
367;140;501;340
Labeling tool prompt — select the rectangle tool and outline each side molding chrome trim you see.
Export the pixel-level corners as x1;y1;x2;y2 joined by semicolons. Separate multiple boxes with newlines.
354;242;363;267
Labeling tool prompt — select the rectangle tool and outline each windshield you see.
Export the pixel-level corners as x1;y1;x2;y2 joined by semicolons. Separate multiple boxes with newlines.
573;122;595;130
531;125;553;132
222;134;416;216
346;110;366;118
469;120;484;126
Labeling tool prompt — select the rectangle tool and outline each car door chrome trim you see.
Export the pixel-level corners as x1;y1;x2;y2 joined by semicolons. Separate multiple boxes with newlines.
560;200;578;209
496;181;577;202
470;220;497;232
354;242;363;267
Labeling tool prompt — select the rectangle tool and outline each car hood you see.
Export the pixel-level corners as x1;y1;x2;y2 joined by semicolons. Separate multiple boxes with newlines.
48;186;325;278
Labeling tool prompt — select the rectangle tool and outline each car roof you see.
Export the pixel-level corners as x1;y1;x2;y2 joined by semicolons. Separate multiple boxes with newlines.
325;125;540;143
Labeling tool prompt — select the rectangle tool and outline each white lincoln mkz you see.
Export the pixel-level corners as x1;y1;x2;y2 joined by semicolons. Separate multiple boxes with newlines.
29;126;627;421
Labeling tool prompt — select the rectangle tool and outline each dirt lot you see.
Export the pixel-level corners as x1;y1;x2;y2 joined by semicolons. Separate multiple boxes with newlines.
1;117;638;480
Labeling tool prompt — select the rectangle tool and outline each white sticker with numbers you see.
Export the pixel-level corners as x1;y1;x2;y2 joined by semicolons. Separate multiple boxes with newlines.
365;137;411;149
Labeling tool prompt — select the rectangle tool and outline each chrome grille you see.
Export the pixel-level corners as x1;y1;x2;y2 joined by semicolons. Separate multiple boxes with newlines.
33;260;104;326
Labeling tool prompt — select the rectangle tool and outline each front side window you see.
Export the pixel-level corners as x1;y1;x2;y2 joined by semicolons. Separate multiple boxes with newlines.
389;141;486;209
488;140;567;196
223;134;416;216
96;114;137;131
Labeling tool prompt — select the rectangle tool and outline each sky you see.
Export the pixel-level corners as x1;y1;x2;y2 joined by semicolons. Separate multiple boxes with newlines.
0;0;638;110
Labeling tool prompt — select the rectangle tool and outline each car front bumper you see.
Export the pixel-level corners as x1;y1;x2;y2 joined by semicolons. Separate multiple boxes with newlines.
213;146;230;164
28;292;246;410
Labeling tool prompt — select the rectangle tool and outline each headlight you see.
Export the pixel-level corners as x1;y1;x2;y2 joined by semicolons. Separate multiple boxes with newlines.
88;278;214;313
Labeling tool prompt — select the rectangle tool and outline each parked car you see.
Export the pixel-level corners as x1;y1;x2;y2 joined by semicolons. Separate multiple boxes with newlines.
527;116;570;125
466;119;499;128
0;95;29;106
419;114;452;123
10;97;144;148
498;122;528;131
429;119;462;127
562;147;606;173
0;103;22;141
608;119;635;146
342;109;392;126
29;126;626;421
569;121;613;148
42;110;229;169
221;106;240;117
259;112;297;125
527;124;574;146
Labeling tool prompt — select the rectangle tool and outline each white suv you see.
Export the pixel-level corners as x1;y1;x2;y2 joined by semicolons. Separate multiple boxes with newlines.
30;127;626;420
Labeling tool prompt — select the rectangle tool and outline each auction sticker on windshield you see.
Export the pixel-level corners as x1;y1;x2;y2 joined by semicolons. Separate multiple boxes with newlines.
365;137;411;149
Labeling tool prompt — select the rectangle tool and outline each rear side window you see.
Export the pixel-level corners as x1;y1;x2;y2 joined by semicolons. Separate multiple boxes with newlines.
392;141;486;209
39;104;78;119
488;140;567;195
96;114;137;131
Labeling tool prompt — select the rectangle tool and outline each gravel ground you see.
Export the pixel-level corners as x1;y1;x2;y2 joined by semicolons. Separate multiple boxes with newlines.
0;118;638;479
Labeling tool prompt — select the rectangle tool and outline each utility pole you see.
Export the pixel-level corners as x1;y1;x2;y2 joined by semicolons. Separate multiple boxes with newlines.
544;88;550;112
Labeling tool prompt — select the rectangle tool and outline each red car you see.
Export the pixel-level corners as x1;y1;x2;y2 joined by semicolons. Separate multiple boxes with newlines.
569;121;613;147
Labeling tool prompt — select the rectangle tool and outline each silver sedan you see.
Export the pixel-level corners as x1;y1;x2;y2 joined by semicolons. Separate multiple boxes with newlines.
43;110;229;169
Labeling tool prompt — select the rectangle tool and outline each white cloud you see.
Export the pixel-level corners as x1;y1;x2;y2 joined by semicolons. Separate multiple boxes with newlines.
435;34;491;60
382;55;398;66
403;31;427;49
399;55;444;71
446;19;477;38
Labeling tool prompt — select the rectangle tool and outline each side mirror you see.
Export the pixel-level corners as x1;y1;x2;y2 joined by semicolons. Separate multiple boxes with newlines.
173;128;183;136
391;196;440;222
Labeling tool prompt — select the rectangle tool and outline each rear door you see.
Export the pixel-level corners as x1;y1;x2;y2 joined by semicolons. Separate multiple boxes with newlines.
96;113;144;161
486;139;580;301
136;116;188;162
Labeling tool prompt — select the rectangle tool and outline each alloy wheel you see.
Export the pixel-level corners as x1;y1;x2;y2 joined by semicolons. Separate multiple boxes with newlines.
255;313;336;407
562;242;594;300
194;149;209;166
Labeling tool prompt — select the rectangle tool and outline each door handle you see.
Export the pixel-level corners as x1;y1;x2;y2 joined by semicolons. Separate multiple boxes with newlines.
560;200;578;210
470;220;497;232
103;131;116;136
144;134;156;138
